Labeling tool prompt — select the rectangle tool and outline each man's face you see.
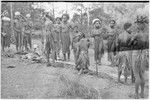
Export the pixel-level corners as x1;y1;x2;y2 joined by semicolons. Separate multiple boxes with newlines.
15;15;20;21
73;26;78;32
27;17;30;20
94;21;101;29
137;23;145;31
109;21;115;28
62;15;68;22
126;24;136;34
56;18;61;24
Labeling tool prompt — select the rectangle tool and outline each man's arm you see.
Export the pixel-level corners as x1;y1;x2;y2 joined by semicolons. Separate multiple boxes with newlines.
13;22;21;32
14;27;21;32
58;25;62;43
91;32;101;37
1;26;7;36
75;42;80;62
90;30;99;37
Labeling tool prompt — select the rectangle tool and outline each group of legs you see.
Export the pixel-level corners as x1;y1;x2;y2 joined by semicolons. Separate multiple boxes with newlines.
1;34;11;52
1;31;32;53
114;50;148;98
94;39;104;65
15;32;32;52
45;34;62;66
132;50;148;98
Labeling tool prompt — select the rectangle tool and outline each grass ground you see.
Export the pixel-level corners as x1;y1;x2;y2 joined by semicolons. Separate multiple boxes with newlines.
1;39;149;99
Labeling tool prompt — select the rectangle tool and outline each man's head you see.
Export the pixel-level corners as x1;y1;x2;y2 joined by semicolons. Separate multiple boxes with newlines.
2;17;10;26
93;18;102;29
109;20;116;28
127;16;148;34
62;14;69;23
14;11;21;21
124;22;132;34
73;23;79;32
26;14;31;20
14;16;20;22
135;16;148;32
15;11;20;16
55;17;61;24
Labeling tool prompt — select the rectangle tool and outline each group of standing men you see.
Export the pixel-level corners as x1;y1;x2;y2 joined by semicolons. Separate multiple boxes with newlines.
44;13;87;68
90;16;149;99
1;10;149;98
14;12;32;52
1;11;32;53
43;13;120;74
1;10;122;71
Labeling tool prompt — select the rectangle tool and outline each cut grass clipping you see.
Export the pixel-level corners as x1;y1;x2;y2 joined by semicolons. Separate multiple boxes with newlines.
58;75;98;99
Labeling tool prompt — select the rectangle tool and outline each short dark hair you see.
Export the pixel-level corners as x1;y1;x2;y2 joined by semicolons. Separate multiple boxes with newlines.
55;17;61;21
14;16;20;20
135;16;148;24
62;13;69;20
94;20;101;25
73;24;78;29
110;20;116;24
124;22;132;30
93;17;102;25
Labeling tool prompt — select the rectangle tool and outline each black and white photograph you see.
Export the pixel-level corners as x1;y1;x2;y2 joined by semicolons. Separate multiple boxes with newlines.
1;0;149;99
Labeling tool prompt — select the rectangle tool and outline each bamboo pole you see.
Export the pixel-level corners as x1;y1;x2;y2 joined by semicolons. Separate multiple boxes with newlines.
66;3;68;14
96;62;98;76
10;2;15;43
87;7;90;27
52;3;55;18
41;15;45;55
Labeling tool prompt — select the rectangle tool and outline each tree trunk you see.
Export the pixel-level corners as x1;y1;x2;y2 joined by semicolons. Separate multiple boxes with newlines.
81;10;83;25
87;8;90;27
66;4;68;14
52;3;55;18
10;2;15;43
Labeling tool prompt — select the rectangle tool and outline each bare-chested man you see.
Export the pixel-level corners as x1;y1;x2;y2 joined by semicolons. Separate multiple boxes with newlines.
14;12;23;52
107;20;120;65
60;14;72;61
91;18;105;65
53;17;61;59
1;17;11;52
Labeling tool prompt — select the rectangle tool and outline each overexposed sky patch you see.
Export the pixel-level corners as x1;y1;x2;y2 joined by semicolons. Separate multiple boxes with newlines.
53;2;74;19
33;2;75;19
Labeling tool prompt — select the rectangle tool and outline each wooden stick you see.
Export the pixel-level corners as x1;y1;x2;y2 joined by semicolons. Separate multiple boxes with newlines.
96;62;98;76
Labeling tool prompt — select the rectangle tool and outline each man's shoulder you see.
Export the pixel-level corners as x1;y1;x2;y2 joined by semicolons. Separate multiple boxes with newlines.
80;38;89;43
